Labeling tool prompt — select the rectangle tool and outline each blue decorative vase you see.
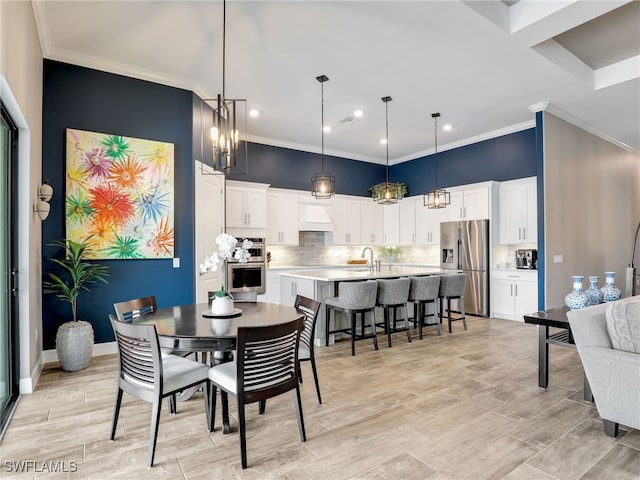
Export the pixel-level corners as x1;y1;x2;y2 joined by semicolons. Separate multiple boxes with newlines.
600;271;621;302
585;276;603;306
565;275;589;310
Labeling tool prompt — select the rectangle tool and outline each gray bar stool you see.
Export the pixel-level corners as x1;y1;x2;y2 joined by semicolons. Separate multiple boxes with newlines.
375;277;411;347
325;280;379;356
408;275;441;339
439;273;467;333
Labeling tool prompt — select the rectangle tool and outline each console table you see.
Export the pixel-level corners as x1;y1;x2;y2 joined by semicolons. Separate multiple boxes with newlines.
523;306;593;401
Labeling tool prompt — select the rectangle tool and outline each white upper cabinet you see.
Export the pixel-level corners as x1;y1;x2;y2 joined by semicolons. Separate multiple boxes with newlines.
332;195;361;245
399;197;417;245
360;199;384;245
267;189;299;246
442;185;490;221
415;199;442;245
383;202;400;245
226;180;269;233
499;177;537;244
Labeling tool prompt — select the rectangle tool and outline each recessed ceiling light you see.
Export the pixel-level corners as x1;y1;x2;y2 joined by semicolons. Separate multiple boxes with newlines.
353;109;364;118
380;138;387;145
323;125;331;133
443;123;452;131
249;109;260;118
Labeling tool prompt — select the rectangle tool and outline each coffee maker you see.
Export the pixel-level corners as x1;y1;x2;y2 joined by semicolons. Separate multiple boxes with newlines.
516;249;537;269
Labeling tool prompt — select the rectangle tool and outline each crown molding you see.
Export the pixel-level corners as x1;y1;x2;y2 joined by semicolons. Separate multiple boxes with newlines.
544;103;639;153
389;120;536;165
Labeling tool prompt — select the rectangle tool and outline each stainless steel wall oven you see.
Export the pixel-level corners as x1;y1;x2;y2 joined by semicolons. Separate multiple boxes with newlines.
226;237;266;294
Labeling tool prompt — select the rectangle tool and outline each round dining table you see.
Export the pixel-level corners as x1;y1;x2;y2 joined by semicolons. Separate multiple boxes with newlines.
135;300;302;356
134;301;303;433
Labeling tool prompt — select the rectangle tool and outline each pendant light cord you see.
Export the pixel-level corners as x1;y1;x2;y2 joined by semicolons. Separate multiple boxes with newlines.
385;100;390;184
222;0;226;97
321;79;325;173
434;114;438;189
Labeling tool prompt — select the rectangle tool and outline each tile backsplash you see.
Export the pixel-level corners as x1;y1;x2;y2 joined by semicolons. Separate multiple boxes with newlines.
267;231;440;267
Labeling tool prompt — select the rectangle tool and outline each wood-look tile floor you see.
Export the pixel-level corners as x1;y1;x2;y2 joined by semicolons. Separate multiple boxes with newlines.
2;317;639;479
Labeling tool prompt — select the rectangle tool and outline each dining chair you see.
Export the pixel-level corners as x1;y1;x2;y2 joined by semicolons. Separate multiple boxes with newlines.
294;294;322;404
114;295;195;410
325;280;379;356
207;316;306;469
113;295;158;322
439;273;468;333
108;314;209;467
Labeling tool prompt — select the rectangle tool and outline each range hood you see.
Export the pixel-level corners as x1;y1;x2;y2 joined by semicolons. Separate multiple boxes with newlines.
299;200;334;232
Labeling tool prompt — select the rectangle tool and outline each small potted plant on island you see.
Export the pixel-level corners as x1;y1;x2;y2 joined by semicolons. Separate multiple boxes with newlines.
44;238;109;372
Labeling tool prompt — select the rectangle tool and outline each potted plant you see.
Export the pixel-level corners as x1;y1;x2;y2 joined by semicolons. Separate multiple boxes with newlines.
369;182;407;202
43;238;109;371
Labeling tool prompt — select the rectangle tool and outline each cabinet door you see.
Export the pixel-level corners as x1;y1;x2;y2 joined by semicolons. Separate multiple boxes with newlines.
491;278;515;318
266;272;281;304
514;280;538;317
268;191;299;246
383;202;400;245
416;202;441;245
399;199;416;245
523;181;537;243
245;188;267;228
443;190;464;221
500;183;525;244
346;199;361;245
279;276;297;306
463;187;489;220
361;200;384;245
266;192;280;244
332;197;349;244
225;186;246;228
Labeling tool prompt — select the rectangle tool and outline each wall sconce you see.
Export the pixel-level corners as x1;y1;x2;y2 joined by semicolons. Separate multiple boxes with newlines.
34;181;53;221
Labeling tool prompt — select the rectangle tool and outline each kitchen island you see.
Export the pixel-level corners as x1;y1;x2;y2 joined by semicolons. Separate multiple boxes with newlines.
278;265;448;346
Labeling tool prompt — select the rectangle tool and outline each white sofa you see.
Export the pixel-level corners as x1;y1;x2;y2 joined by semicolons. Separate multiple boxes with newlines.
567;296;640;437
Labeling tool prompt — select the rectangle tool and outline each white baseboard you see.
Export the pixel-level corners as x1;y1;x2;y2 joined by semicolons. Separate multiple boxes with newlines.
42;341;118;365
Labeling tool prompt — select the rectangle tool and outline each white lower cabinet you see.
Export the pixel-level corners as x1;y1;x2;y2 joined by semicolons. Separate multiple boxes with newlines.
491;270;538;321
280;276;316;307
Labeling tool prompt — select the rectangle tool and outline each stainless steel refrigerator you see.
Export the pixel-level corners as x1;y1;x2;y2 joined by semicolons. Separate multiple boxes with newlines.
440;219;489;316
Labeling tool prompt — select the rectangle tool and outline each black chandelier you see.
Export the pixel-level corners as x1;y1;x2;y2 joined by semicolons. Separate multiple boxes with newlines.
207;0;247;172
311;74;335;198
370;96;406;205
424;112;450;209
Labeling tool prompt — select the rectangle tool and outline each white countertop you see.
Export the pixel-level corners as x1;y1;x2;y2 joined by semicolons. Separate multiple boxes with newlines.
278;266;449;282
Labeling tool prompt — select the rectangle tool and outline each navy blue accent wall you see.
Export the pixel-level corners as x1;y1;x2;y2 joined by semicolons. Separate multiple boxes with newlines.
535;112;545;309
390;129;536;195
42;60;196;347
227;143;385;196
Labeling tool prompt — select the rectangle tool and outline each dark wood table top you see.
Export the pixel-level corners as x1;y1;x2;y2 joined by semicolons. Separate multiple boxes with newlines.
135;301;302;352
523;306;570;329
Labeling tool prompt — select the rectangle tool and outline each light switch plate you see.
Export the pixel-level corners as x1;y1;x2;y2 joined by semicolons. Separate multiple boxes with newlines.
173;258;180;268
553;255;563;264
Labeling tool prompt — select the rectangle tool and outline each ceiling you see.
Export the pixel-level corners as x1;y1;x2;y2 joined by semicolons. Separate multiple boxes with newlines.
32;0;640;165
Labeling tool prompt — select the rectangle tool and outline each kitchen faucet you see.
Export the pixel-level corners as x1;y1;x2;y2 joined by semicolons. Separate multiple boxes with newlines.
361;247;374;272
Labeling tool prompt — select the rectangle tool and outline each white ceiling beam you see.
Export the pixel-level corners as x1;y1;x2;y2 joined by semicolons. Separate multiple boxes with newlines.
595;55;640;90
509;0;632;47
532;38;594;87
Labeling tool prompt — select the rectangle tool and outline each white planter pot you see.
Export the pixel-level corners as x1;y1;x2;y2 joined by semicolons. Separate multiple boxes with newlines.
56;321;94;372
211;293;234;315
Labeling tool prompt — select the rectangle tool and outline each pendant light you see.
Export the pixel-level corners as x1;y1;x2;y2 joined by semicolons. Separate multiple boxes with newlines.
424;112;450;209
208;0;247;172
311;74;335;198
370;96;406;205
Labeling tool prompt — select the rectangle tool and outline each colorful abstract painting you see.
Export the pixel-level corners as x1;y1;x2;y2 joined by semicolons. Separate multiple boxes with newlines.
65;128;174;260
